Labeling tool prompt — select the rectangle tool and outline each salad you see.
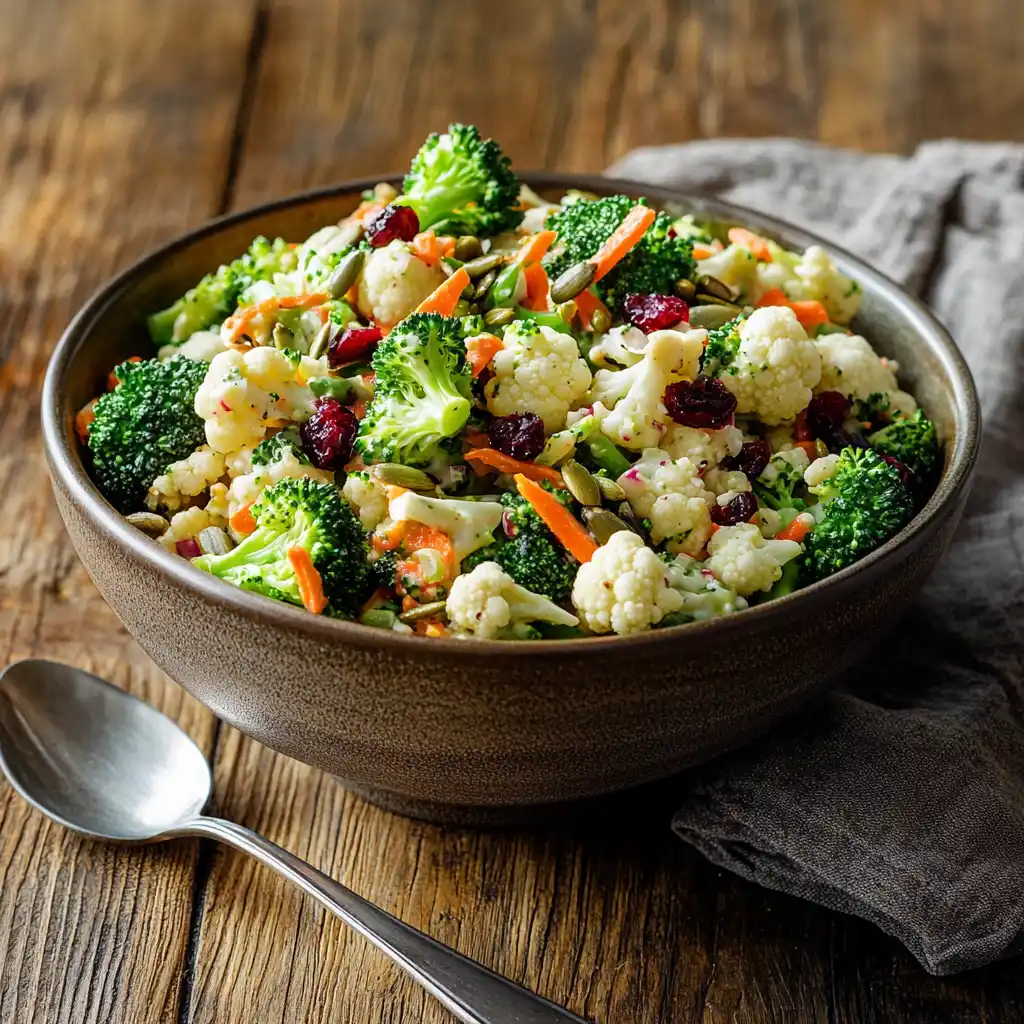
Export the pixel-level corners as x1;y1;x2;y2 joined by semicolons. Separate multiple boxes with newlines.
78;124;941;640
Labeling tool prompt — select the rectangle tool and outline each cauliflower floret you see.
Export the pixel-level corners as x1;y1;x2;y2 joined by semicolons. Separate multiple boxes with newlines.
342;471;390;529
663;554;748;621
572;531;684;635
815;333;917;416
804;453;841;489
195;347;326;453
754;244;861;325
618;449;714;556
447;562;579;639
159;505;226;552
660;424;744;470
716;306;821;425
146;446;227;512
706;522;802;596
226;449;333;519
296;221;365;288
158;329;227;363
386;491;503;561
519;204;560;234
695;244;759;297
588;325;648;370
589;329;705;450
356;240;445;327
702;467;751;497
485;322;592;433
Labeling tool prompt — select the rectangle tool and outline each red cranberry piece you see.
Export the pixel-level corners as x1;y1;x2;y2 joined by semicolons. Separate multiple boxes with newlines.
807;391;851;439
176;538;201;559
365;204;420;247
826;427;869;452
300;398;359;470
663;376;737;430
879;453;911;484
622;293;690;333
328;325;382;367
726;439;772;479
711;491;759;526
487;413;545;461
793;408;813;441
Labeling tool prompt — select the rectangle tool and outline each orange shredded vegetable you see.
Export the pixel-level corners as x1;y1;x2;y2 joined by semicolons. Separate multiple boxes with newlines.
776;516;813;543
464;448;563;486
573;287;610;331
514;229;557;266
520;262;550;311
728;227;773;261
412;230;455;266
756;289;831;332
230;503;258;537
755;288;789;308
465;333;504;378
287;546;327;614
400;522;456;570
794;440;819;461
691;244;716;261
589;205;656;282
514;474;597;563
75;400;97;443
415;267;470;316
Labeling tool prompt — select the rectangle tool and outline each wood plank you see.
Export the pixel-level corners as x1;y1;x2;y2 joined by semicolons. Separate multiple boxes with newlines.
0;0;257;1021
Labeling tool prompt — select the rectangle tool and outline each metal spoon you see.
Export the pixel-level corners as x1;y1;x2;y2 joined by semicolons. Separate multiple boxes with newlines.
0;660;587;1024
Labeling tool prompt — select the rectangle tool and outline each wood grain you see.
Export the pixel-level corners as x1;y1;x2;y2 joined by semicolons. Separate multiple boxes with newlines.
1;0;1024;1022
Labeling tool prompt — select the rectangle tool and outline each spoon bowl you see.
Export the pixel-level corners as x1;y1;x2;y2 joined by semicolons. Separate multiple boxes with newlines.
0;659;211;842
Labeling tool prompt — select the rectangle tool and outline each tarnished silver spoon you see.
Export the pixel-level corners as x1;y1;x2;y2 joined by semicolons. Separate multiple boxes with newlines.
0;660;587;1024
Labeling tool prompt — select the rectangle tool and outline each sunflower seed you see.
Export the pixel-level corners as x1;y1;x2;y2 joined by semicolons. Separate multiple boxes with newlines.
696;274;736;302
561;460;601;507
556;300;578;324
472;268;498;300
125;512;169;537
198;526;233;556
461;253;505;279
308;322;332;360
398;600;449;624
549;261;596;304
688;303;742;330
272;323;293;350
673;278;697;301
594;475;626;502
453;236;483;261
590;306;612;335
325;248;365;299
582;507;632;545
372;463;436;490
483;306;516;327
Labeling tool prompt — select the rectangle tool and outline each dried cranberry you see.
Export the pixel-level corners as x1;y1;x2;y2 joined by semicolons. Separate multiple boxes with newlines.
175;538;201;560
487;413;545;461
807;391;851;439
663;376;737;430
622;293;689;334
711;491;759;526
830;427;869;451
365;203;420;247
793;408;813;441
879;452;911;484
328;325;382;367
300;398;358;470
726;439;772;480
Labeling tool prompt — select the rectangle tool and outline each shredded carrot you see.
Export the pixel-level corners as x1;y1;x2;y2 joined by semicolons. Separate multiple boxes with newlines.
795;440;819;461
465;333;504;378
401;523;456;570
520;262;550;311
278;292;328;310
352;199;384;225
359;587;389;615
788;300;830;331
229;503;258;537
777;516;813;543
728;227;773;262
691;244;716;261
422;622;446;638
573;287;610;331
412;230;455;266
589;205;656;282
514;229;558;266
75;400;97;443
514;474;597;563
287;546;327;614
107;355;141;390
755;288;789;308
462;430;491;448
415;267;470;316
465;448;563;486
709;522;721;537
401;594;418;612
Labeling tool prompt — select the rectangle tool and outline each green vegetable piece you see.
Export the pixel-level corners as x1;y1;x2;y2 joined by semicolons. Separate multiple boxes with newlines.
868;409;941;496
250;426;309;467
512;307;574;335
309;376;356;403
486;263;522;309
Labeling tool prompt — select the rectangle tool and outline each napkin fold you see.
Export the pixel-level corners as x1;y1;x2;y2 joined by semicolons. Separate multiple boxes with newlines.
608;139;1024;975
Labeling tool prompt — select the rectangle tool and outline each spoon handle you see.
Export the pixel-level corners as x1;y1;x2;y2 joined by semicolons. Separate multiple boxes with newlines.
185;816;589;1024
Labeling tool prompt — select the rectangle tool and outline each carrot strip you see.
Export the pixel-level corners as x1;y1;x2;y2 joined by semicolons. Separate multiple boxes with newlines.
515;229;558;266
691;243;716;261
288;546;328;614
520;262;550;311
788;300;830;331
572;287;610;331
462;430;491;448
465;333;504;378
728;227;773;261
794;440;819;461
514;474;597;563
415;267;470;316
371;520;405;552
589;205;656;282
465;449;563;486
278;292;328;310
401;523;456;570
755;288;789;308
75;399;97;443
412;230;455;266
777;516;813;543
230;503;258;537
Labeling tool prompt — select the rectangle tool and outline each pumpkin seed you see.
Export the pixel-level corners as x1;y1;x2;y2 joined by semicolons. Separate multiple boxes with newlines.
594;475;626;502
590;306;612;335
617;502;645;535
373;181;398;203
673;278;697;301
549;260;596;304
308;322;333;360
582;507;632;545
815;438;830;459
483;306;516;328
688;304;742;330
694;293;742;310
125;512;168;537
472;268;498;300
556;300;578;324
372;463;436;490
398;600;449;624
461;253;505;279
696;274;736;302
272;323;293;350
452;299;471;317
561;460;601;507
325;248;364;299
453;236;483;261
198;526;233;556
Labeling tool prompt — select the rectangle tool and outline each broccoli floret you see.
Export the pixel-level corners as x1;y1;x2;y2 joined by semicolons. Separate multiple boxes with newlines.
395;123;523;237
701;314;749;374
355;312;473;465
87;356;208;513
544;195;637;280
463;491;577;601
250;426;309;468
803;447;913;581
193;478;369;614
868;410;941;494
854;391;891;426
753;452;808;512
370;550;399;591
147;236;297;345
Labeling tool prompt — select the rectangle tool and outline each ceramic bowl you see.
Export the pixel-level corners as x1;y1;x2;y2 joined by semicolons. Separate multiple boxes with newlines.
42;175;979;823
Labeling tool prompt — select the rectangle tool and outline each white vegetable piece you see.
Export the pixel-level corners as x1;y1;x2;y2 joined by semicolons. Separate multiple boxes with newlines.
386;492;503;562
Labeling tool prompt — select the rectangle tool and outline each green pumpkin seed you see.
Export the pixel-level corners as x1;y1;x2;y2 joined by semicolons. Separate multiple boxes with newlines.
452;299;471;317
590;306;612;335
582;507;632;545
483;306;516;328
556;300;578;324
688;303;742;330
325;248;365;299
594;475;626;502
462;253;505;279
308;322;332;360
561;460;601;507
549;261;596;304
125;512;168;537
696;274;736;302
272;323;293;350
673;278;697;301
815;438;830;459
453;236;483;262
694;293;742;310
372;463;436;490
472;268;498;300
616;502;645;535
398;600;449;624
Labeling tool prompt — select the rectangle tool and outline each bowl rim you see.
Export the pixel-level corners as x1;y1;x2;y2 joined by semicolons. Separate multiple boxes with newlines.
41;172;981;658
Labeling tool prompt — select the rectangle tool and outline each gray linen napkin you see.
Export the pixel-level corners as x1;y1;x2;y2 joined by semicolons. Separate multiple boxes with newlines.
607;140;1024;975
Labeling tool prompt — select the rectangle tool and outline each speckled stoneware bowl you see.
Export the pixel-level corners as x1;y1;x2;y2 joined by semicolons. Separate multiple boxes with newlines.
42;175;979;824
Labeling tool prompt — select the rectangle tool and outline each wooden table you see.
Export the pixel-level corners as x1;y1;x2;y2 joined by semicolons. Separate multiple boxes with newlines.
1;1;1022;1021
